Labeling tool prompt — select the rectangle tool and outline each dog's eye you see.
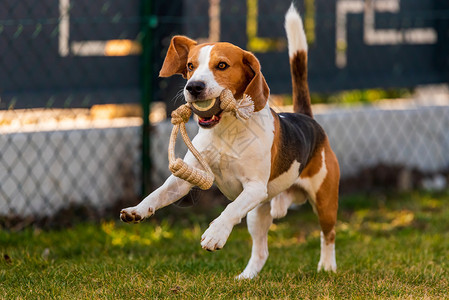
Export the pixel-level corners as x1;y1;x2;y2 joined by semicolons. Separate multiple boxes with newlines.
187;63;194;71
217;62;229;70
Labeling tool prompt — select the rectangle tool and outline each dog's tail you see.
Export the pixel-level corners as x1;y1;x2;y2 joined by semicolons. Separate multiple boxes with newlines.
285;4;312;118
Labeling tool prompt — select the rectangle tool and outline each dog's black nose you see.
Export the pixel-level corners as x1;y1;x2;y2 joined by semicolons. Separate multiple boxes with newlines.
186;81;205;97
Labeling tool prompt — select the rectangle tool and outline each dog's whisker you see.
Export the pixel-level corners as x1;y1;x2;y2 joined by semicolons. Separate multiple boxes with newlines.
171;88;186;106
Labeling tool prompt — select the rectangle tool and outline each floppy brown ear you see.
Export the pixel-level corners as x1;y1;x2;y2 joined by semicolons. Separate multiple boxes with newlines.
243;51;270;112
159;36;197;78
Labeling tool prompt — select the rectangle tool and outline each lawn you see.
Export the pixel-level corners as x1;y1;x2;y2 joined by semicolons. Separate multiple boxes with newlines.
1;191;448;298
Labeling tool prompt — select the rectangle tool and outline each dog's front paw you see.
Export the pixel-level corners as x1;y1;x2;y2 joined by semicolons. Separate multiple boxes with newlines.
236;270;258;280
201;221;232;251
120;206;153;223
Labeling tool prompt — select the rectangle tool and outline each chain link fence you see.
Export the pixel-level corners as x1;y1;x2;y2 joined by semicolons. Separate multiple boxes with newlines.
0;0;144;228
1;0;449;228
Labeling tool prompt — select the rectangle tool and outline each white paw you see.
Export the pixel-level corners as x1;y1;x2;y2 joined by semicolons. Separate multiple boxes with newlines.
270;203;288;219
317;259;337;272
120;206;153;223
236;270;258;280
317;232;337;272
200;221;232;251
270;192;293;219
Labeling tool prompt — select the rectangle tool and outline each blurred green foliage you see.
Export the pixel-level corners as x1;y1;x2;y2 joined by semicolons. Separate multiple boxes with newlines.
310;88;412;105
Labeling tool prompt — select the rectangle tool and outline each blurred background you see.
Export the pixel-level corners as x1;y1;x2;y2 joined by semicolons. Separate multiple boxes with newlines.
0;0;448;229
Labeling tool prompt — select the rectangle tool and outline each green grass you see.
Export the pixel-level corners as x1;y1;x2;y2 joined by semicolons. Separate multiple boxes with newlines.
1;191;448;298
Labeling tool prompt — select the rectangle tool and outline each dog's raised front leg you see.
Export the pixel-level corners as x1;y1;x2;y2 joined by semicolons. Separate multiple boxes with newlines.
120;174;193;223
120;150;200;223
201;181;268;251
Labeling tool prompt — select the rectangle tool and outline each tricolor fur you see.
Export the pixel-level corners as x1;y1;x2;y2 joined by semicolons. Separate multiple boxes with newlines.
121;4;340;279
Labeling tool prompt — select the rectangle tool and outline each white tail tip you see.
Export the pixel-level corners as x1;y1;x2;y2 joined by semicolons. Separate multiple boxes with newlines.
284;3;308;57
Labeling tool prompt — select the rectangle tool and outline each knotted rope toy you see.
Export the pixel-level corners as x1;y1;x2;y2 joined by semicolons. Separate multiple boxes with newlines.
168;89;254;189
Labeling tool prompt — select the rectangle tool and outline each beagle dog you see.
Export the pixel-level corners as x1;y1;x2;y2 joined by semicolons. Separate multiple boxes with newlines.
121;4;339;279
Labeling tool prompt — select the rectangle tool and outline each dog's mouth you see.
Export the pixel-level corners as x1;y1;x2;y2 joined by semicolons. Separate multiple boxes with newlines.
191;98;223;128
197;113;222;128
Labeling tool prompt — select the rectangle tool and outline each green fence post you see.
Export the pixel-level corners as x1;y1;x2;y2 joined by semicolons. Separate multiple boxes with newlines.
141;0;155;197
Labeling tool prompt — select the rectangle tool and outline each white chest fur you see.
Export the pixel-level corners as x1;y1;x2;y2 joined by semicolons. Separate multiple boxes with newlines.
192;104;274;200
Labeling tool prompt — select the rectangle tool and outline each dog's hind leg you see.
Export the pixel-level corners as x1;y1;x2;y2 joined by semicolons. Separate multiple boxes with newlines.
315;149;339;272
270;191;293;219
237;202;272;279
270;186;307;219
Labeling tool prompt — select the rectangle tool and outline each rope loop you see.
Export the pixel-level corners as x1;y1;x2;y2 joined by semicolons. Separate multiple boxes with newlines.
168;104;214;190
219;89;238;112
219;89;254;120
171;104;192;125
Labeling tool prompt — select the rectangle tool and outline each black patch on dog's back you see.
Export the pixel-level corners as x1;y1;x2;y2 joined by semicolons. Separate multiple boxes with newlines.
277;112;326;175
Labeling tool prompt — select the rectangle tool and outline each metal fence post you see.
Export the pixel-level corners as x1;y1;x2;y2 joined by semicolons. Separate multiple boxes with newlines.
141;0;155;197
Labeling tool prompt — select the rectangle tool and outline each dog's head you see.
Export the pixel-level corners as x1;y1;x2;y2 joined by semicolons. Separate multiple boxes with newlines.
160;36;269;128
